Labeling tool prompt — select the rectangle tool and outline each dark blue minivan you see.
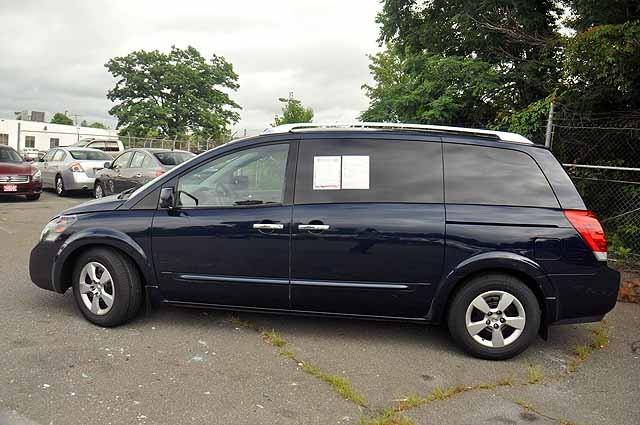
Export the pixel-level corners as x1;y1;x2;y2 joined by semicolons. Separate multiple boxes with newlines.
29;123;620;359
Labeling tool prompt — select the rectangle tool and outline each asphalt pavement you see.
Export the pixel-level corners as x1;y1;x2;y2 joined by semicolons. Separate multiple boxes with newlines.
1;191;638;425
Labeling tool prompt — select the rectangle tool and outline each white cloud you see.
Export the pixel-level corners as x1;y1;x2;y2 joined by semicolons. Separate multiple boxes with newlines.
0;0;380;134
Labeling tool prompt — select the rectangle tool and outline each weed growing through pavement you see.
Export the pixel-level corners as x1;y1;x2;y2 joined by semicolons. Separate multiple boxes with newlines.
526;365;544;384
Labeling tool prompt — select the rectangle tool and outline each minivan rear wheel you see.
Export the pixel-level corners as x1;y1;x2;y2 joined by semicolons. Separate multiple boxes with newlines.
72;248;143;327
447;273;540;360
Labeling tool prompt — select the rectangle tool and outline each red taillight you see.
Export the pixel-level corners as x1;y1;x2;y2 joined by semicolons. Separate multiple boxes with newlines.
564;209;608;261
155;169;165;177
69;162;84;173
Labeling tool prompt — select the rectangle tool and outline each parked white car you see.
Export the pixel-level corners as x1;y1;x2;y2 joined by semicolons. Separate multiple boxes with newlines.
71;138;125;158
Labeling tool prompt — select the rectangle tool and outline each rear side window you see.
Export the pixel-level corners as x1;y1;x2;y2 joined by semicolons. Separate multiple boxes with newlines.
295;139;443;204
444;144;558;207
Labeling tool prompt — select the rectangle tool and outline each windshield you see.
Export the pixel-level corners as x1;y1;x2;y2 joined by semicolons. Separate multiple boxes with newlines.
154;151;195;166
0;147;23;163
69;150;112;160
71;140;91;147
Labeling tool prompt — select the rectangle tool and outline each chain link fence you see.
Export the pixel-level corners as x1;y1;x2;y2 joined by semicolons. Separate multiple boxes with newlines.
551;124;640;263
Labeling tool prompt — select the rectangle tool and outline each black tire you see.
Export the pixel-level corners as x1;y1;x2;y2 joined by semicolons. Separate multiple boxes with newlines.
94;181;105;199
447;273;541;360
72;247;143;327
26;194;41;201
55;175;66;197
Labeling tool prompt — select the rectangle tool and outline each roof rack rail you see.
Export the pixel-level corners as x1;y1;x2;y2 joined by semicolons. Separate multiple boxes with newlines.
262;122;533;144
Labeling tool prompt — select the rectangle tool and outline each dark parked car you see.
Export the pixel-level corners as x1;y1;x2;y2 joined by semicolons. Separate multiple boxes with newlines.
29;123;619;359
0;145;42;201
93;148;195;198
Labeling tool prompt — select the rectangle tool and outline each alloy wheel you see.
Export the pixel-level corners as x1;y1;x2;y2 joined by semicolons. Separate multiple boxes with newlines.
56;178;63;195
464;290;526;348
95;185;103;198
78;262;115;316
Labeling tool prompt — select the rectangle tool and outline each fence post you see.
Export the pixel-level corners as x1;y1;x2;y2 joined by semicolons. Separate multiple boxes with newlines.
545;101;555;149
172;136;177;151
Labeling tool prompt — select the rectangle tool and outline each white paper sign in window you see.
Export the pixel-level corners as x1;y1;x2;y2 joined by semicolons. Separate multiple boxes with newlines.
341;156;370;190
313;156;342;190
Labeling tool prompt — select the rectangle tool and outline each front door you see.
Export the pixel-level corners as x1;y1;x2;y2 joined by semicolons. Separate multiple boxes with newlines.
152;142;295;308
110;151;133;194
291;137;445;318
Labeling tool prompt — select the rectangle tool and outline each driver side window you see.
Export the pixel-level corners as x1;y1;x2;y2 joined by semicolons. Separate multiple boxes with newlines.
177;144;290;208
112;152;133;169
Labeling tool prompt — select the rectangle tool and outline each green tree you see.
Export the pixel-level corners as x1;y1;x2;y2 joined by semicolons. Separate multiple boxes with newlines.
88;122;108;129
105;45;240;139
50;112;74;126
361;47;501;126
364;0;640;138
273;93;314;126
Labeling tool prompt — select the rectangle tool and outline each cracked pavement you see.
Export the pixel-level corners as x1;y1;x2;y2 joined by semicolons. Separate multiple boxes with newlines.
1;192;639;424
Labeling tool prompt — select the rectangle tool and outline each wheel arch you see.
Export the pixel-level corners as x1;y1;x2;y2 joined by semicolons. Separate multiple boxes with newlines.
53;230;154;294
428;252;558;326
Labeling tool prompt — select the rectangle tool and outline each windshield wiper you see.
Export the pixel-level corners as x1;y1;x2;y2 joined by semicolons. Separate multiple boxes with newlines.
234;200;264;206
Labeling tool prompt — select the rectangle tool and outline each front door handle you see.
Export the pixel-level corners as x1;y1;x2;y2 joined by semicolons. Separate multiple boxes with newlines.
298;224;330;231
135;173;142;178
253;223;284;230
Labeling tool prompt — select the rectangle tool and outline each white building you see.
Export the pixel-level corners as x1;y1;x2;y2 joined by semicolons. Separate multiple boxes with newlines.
0;118;119;153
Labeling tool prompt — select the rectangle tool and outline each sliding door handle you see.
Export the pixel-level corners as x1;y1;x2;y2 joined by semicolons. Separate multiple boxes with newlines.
253;223;284;230
298;224;330;231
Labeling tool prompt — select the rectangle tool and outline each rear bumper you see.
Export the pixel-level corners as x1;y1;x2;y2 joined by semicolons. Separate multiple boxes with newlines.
549;265;620;324
63;172;95;191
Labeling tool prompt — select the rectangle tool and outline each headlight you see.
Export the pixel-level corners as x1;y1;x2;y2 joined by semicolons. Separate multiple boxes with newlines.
32;169;42;182
40;215;77;242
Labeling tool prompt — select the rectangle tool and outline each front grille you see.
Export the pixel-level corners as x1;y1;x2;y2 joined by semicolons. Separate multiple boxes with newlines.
0;175;29;184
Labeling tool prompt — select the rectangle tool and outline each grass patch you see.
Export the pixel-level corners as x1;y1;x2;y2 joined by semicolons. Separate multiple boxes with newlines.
516;399;533;410
229;315;256;329
358;410;415;425
574;345;590;361
395;393;426;411
427;385;467;401
261;329;287;348
590;324;609;349
301;362;367;407
526;365;544;384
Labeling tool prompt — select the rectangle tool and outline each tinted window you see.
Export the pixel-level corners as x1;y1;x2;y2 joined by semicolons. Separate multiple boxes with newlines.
112;152;133;169
177;143;289;208
69;150;112;161
104;141;120;151
42;150;55;162
0;147;22;163
295;139;443;204
130;152;147;168
52;150;66;161
444;144;558;207
154;151;194;166
141;155;156;169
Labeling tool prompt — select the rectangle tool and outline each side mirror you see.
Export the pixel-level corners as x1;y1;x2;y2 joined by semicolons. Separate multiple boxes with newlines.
159;187;175;209
38;157;45;163
24;157;34;162
103;161;112;169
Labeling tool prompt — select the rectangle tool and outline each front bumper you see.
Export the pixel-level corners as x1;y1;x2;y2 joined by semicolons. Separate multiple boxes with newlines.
29;240;59;292
550;265;620;324
0;180;42;196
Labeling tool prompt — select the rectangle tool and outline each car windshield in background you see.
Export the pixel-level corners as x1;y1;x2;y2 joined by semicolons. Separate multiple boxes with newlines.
154;151;195;166
69;150;112;161
0;147;23;163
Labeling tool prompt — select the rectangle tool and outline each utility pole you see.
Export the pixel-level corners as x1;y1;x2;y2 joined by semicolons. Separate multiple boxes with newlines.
544;101;555;149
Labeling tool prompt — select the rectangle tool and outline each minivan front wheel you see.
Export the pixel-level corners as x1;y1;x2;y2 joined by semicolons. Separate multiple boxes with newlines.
447;274;540;360
72;248;143;327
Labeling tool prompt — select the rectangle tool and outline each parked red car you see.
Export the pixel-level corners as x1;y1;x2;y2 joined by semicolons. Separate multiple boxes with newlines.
0;145;42;200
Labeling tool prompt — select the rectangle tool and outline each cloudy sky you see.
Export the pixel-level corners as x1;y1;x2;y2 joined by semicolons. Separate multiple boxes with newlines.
0;1;381;136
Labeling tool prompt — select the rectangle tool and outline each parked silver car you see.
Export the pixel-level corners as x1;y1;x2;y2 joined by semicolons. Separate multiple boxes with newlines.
35;147;113;196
